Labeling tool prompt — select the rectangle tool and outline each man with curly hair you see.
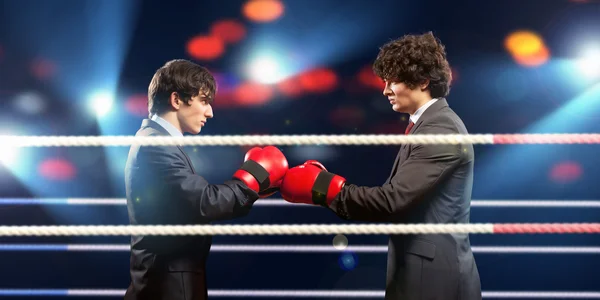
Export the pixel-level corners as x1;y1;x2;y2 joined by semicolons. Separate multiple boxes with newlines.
278;32;482;299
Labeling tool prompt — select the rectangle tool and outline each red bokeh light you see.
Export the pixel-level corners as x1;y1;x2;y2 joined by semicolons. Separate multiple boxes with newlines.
186;35;225;61
450;67;459;85
39;158;76;181
549;161;582;183
357;65;385;90
125;94;148;117
210;19;247;44
298;68;338;93
277;76;304;98
233;82;274;106
30;58;57;80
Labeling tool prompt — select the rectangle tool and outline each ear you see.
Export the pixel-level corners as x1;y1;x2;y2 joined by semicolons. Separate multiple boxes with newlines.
169;92;181;110
420;79;430;91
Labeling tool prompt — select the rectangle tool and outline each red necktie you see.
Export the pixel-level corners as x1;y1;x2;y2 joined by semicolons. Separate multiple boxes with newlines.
405;121;415;135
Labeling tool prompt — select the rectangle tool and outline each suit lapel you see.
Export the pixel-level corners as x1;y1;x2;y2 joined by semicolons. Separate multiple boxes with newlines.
386;148;403;183
385;98;449;184
178;146;196;174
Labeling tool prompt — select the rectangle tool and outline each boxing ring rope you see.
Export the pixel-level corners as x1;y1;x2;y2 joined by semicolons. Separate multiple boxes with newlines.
0;244;598;254
2;134;600;298
2;198;600;207
2;133;600;147
0;289;598;298
0;223;598;236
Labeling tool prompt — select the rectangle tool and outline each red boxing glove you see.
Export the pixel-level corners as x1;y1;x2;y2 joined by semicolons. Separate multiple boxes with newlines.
280;160;346;207
233;146;289;197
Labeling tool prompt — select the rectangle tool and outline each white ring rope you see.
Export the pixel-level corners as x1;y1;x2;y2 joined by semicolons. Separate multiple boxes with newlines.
1;243;598;254
2;198;600;208
0;289;598;298
0;223;598;236
0;224;495;236
4;133;600;146
0;134;496;147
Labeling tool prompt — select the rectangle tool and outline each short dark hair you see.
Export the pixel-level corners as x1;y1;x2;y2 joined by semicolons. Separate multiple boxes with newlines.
147;59;216;117
372;31;452;98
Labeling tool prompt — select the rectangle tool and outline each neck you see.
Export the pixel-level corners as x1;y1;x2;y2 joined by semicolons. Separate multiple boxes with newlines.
156;112;183;133
410;96;434;115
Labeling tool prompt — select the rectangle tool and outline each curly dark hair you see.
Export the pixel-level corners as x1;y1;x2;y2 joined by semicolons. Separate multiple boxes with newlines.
372;31;452;98
147;59;216;117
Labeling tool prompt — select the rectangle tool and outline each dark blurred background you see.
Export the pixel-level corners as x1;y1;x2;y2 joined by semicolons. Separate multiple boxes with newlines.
0;0;599;298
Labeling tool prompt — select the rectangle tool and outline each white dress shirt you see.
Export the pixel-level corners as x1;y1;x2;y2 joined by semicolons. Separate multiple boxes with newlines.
409;98;438;124
151;115;183;137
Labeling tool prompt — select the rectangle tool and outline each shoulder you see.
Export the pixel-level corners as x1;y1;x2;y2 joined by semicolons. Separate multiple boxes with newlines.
419;107;468;135
132;131;185;161
412;110;472;159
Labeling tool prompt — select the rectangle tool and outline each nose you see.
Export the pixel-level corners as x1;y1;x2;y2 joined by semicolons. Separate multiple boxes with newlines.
382;81;392;97
206;104;214;118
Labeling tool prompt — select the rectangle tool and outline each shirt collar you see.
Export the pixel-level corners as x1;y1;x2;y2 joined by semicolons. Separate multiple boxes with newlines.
150;115;184;137
409;98;438;124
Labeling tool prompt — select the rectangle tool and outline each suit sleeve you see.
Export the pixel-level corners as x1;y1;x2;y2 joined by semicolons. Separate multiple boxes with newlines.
137;145;259;221
328;123;466;222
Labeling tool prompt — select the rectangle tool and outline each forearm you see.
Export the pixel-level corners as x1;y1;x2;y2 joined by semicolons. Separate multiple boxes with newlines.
174;175;258;221
329;150;461;221
329;183;416;222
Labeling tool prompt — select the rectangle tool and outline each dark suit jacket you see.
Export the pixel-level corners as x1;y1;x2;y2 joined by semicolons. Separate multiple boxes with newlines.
124;119;259;300
329;98;482;300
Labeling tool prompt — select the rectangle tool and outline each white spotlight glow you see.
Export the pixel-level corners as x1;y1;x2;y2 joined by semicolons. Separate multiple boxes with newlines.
0;134;19;168
248;56;285;84
576;48;600;79
90;91;114;117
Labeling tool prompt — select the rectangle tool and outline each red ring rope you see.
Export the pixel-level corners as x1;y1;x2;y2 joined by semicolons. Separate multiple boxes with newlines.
493;223;600;234
493;134;600;144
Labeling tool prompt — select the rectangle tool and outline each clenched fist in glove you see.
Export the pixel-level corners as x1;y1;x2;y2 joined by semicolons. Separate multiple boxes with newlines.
233;146;288;198
280;160;346;207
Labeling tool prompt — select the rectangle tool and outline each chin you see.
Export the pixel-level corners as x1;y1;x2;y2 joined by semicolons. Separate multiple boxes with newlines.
392;106;404;113
186;127;201;135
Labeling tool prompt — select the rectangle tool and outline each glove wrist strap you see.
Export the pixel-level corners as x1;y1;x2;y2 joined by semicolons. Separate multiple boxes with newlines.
239;160;271;192
312;171;335;206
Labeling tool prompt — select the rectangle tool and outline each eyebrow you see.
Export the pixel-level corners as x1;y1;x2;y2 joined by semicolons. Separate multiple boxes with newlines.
200;94;214;103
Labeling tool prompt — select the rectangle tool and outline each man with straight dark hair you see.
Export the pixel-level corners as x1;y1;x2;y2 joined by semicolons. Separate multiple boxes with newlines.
124;59;289;300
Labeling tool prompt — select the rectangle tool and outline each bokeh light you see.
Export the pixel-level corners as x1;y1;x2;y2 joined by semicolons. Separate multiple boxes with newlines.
125;94;148;117
30;58;57;80
89;91;114;117
332;234;348;250
38;158;76;181
575;48;600;79
0;144;19;168
504;30;550;67
186;35;225;61
299;68;338;93
210;19;247;44
338;251;358;271
242;0;284;23
357;65;385;90
233;82;274;106
12;91;47;115
277;76;305;98
549;161;583;183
